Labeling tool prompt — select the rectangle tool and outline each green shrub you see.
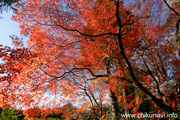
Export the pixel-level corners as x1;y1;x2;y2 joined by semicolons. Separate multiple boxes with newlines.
1;108;18;120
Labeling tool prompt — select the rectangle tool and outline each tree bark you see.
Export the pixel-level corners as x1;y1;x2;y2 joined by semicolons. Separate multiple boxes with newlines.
123;89;129;118
110;91;119;120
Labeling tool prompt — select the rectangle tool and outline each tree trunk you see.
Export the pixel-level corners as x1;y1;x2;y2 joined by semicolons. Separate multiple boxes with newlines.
110;91;119;120
123;89;129;117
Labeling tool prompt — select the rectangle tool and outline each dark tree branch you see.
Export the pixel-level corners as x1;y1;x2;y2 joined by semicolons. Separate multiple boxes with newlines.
55;23;117;37
163;0;180;43
139;47;164;97
163;0;179;16
140;55;164;97
35;20;117;38
82;87;99;119
40;67;108;80
122;16;150;26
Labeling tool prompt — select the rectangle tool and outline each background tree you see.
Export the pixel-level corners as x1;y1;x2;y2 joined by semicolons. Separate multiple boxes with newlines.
23;107;45;119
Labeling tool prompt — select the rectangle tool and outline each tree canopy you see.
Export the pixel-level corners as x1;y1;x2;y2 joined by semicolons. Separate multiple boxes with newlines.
0;0;180;119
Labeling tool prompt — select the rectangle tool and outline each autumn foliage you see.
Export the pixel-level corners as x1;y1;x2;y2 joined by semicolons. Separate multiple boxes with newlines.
0;0;180;119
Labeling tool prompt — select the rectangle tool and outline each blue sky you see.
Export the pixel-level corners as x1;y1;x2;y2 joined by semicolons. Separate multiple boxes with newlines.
0;10;27;47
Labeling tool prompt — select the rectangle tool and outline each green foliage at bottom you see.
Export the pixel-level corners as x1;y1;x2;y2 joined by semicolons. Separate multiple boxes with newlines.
1;108;18;120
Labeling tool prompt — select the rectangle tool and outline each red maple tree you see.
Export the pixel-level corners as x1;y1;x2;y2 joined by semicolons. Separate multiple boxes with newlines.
0;0;179;119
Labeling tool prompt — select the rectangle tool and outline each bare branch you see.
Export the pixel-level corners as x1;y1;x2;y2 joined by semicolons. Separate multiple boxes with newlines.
122;16;150;26
40;67;108;80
